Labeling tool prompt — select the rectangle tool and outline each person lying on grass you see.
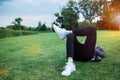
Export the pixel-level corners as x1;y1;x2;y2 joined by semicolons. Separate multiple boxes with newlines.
52;24;106;77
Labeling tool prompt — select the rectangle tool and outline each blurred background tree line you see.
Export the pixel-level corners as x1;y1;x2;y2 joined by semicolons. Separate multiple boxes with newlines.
1;17;51;32
5;0;120;38
0;17;51;38
0;0;120;33
54;0;120;30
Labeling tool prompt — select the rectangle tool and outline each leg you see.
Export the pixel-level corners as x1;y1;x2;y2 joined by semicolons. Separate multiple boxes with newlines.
84;27;96;60
53;25;96;61
66;34;74;58
83;27;96;58
62;34;79;76
66;34;82;59
73;27;96;61
52;25;76;76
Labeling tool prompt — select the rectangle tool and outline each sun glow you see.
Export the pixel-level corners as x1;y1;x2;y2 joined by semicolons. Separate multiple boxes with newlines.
104;0;120;30
112;13;120;30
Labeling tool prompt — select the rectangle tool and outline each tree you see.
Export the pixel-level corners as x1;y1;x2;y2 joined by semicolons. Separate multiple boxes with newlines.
35;21;47;32
15;17;22;25
15;17;22;30
78;20;91;28
100;0;120;30
40;23;47;31
111;0;120;30
11;22;17;30
36;21;42;32
78;0;102;24
11;17;23;30
54;0;79;30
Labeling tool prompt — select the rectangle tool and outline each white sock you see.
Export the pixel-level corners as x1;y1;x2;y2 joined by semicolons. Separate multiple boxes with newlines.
65;31;69;36
68;59;73;63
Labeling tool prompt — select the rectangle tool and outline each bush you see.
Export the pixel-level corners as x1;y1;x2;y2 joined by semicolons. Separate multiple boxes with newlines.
0;29;38;39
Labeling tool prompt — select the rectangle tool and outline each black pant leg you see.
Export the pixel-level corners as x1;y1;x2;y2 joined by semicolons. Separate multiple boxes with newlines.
73;27;97;61
66;34;82;59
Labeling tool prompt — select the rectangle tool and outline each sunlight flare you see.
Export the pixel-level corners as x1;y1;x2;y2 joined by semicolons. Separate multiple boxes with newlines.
112;13;120;29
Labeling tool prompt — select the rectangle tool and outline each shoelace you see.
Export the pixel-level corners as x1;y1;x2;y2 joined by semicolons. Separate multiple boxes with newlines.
63;63;71;71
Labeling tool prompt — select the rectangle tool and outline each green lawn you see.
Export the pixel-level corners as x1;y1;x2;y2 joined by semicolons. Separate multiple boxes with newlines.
0;31;120;80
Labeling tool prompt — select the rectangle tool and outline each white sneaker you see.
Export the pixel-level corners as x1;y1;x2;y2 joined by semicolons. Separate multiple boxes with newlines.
61;62;76;76
52;24;67;40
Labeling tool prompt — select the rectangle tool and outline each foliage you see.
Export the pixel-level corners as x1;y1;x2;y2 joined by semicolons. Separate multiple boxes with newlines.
0;31;120;80
100;0;120;30
54;0;103;30
11;17;23;30
35;21;48;32
78;20;90;28
0;28;38;39
7;25;28;30
27;27;36;31
15;17;23;25
40;23;47;31
35;21;42;32
6;19;51;32
78;20;96;28
78;0;102;24
54;0;79;30
54;0;120;30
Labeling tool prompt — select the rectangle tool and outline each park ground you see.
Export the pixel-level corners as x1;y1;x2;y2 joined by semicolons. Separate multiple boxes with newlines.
0;30;120;80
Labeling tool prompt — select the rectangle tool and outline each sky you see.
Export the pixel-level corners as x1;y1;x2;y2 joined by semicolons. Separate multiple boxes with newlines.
0;0;75;27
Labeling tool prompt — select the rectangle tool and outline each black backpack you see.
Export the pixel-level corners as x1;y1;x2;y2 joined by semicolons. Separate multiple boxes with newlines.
90;45;106;62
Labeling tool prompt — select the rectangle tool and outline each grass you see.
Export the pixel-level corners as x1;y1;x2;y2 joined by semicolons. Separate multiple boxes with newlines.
0;30;120;80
